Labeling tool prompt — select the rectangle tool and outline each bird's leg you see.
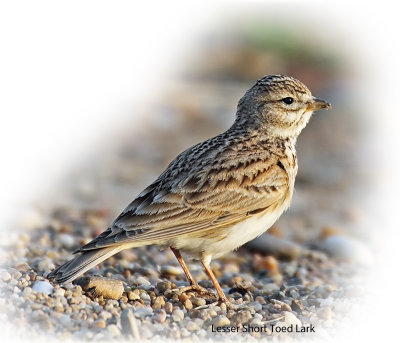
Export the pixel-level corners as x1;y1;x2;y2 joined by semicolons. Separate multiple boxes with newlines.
170;247;216;297
200;255;229;303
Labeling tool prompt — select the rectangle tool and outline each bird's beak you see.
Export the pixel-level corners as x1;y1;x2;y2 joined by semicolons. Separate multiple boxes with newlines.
307;98;332;111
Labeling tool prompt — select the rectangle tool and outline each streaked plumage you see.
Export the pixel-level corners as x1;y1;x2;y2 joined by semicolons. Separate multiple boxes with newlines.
48;75;331;303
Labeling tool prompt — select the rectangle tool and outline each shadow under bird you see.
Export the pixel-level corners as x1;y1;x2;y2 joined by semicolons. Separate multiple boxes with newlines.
48;74;331;304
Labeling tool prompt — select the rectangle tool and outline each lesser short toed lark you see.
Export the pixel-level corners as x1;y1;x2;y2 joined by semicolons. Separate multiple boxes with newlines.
48;75;331;303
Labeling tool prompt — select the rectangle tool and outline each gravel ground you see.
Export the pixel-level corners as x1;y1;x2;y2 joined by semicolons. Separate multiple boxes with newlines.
0;209;368;341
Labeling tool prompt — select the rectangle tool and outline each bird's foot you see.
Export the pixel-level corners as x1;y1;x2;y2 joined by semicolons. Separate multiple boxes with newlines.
172;283;217;299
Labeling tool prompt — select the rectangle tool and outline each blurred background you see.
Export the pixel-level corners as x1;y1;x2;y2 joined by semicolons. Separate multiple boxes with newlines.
54;19;372;250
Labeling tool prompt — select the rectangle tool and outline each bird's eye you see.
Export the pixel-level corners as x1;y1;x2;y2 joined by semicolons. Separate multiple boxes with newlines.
281;97;294;105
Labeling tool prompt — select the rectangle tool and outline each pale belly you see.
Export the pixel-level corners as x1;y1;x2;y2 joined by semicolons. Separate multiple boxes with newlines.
168;204;288;259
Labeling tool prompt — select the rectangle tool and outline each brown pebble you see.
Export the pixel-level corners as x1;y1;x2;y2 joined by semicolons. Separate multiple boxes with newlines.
255;296;266;304
184;299;193;310
152;296;165;309
74;276;124;300
93;319;106;329
179;293;189;302
164;302;173;313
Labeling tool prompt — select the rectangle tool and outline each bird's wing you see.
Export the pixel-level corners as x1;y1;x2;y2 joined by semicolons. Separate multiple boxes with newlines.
76;148;290;252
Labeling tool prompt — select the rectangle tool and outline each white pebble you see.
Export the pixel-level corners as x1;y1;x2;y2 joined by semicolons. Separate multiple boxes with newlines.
284;311;302;327
59;234;76;249
134;307;153;318
0;270;11;282
32;280;54;295
319;235;373;265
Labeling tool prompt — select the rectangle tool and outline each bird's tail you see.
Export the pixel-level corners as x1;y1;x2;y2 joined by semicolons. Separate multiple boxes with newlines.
47;246;123;283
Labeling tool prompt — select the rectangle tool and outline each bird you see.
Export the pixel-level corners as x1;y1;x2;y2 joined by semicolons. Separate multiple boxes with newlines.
48;74;331;304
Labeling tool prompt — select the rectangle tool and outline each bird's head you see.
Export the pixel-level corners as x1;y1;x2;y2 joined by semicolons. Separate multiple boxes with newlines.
235;75;331;139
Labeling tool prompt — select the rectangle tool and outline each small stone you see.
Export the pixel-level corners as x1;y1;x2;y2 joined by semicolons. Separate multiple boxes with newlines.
15;262;31;272
32;280;54;295
154;309;167;323
261;283;279;294
135;276;151;286
255;296;266;304
23;287;33;296
179;293;189;302
0;271;11;282
106;324;120;336
121;308;141;339
59;234;76;249
153;295;165;309
74;276;124;300
246;233;302;260
54;301;64;312
140;291;151;302
134;307;153;318
160;265;182;276
127;291;140;301
164;302;173;313
212;315;231;327
93;319;106;329
318;235;373;265
191;297;206;307
186;321;200;331
156;281;173;293
172;309;184;321
284;311;302;327
184;299;193;310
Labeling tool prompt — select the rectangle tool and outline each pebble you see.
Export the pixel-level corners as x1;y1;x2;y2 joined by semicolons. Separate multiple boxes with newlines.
211;315;231;327
164;302;173;313
135;276;151;286
58;233;76;249
246;233;302;260
154;309;167;323
134;307;153;318
186;321;200;331
32;280;54;295
121;309;140;339
191;297;206;307
107;324;120;337
172;309;184;322
160;265;182;276
184;299;193;310
127;290;140;301
318;235;373;265
74;276;124;300
93;319;106;329
0;270;11;282
284;311;302;327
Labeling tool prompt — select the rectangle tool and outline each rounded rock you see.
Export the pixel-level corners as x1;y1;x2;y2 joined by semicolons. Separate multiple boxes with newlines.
212;315;231;327
74;276;124;300
191;297;206;307
32;280;54;295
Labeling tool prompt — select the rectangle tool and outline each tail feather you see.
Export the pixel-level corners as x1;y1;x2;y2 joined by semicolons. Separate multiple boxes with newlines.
47;246;123;283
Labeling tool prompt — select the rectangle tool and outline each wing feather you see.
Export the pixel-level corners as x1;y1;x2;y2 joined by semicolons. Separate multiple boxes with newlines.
77;142;291;252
